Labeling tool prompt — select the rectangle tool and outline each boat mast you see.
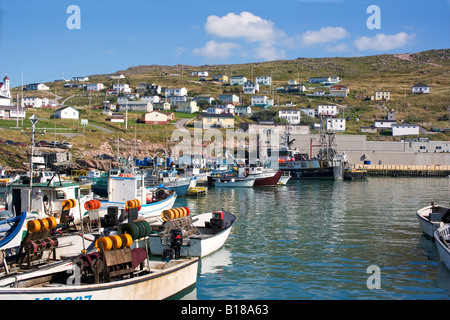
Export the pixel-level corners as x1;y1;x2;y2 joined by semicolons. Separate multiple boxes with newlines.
28;114;39;212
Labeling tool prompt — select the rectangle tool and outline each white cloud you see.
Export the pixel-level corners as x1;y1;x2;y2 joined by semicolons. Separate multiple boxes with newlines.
300;27;349;46
254;44;286;61
193;40;241;60
354;32;416;51
326;43;351;53
205;11;286;45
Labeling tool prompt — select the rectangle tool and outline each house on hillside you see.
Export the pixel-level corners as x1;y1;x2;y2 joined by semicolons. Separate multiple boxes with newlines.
329;85;349;97
22;97;49;108
411;83;430;94
326;118;346;132
198;113;234;129
139;111;174;125
371;91;391;101
255;76;272;86
177;101;199;113
73;76;89;82
0;105;26;120
278;109;301;125
54;106;79;119
307;76;340;84
113;83;131;93
86;83;104;91
243;82;259;94
165;87;187;97
392;124;420;136
118;101;153;112
317;105;338;117
218;94;239;105
25;83;49;91
230;75;247;86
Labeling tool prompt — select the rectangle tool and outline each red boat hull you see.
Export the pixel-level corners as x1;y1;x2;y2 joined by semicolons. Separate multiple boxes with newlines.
253;170;282;186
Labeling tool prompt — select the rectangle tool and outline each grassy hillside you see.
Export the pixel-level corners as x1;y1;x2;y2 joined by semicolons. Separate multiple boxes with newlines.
1;49;449;169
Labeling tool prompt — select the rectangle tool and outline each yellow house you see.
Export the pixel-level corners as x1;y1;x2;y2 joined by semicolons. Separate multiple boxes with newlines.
199;113;234;129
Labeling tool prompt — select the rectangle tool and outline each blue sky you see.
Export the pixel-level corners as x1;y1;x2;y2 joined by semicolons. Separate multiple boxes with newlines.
0;0;448;87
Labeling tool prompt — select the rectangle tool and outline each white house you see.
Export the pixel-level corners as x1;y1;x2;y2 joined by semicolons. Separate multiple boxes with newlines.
86;83;104;91
392;124;420;136
411;83;430;94
22;97;49;108
372;91;391;101
165;87;187;97
169;95;187;106
26;83;49;91
141;95;161;103
235;106;252;116
0;105;26;120
326;118;346;132
73;76;89;82
191;71;209;77
278;109;301;125
255;76;272;86
299;108;315;118
54;106;79;119
374;120;396;128
218;94;239;105
113;83;131;93
176;101;199;113
0;96;10;106
243;82;259;94
317;105;338;117
251;96;273;107
118;101;153;112
207;104;235;115
230;75;247;86
307;76;340;84
108;74;125;80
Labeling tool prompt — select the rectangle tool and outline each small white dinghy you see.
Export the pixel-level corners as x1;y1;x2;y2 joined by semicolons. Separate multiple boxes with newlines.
434;224;450;270
148;208;237;258
416;203;450;238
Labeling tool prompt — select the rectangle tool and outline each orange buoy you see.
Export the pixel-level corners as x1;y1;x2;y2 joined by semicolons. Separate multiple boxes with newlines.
95;237;113;251
27;220;41;233
39;218;49;231
45;217;58;229
119;234;133;247
109;235;123;249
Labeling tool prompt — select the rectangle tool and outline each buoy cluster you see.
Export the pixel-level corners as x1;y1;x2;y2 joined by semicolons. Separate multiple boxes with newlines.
84;199;101;210
95;234;133;251
27;217;58;233
161;207;190;221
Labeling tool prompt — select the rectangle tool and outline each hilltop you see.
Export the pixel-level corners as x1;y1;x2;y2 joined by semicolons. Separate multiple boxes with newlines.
2;49;449;171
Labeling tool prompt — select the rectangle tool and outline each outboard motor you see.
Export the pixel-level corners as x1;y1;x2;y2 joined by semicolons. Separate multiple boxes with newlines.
170;228;183;259
209;211;225;229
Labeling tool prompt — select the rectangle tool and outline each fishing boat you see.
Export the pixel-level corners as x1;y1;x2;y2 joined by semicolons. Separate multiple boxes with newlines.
148;208;236;258
434;224;450;270
5;174;95;224
267;124;347;180
99;173;176;219
213;177;255;188
0;211;29;251
0;240;198;300
145;169;194;197
417;203;450;238
277;171;292;185
245;166;282;186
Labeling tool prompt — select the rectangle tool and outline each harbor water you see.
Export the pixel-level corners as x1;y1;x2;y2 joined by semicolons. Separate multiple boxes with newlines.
174;177;450;300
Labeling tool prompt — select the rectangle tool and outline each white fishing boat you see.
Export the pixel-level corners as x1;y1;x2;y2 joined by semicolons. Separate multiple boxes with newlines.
5;175;95;224
148;209;236;258
416;203;450;238
277;171;292;185
0;211;29;251
212;177;255;188
0;245;198;300
434;224;450;270
99;173;176;219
